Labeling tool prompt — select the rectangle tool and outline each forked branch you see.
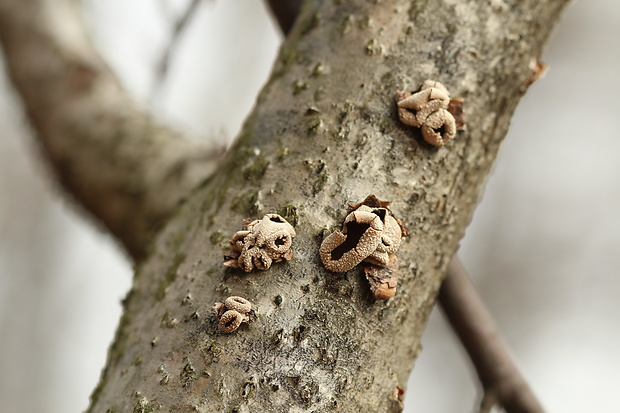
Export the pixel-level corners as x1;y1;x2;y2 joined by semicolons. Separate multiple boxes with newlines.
0;0;221;260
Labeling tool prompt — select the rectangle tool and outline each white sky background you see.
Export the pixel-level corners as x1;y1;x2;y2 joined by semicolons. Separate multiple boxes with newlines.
0;1;619;412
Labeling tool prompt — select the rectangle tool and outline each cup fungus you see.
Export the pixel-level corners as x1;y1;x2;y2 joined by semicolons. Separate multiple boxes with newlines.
224;214;296;272
395;80;459;147
224;296;252;313
319;209;384;272
319;195;408;299
212;296;252;333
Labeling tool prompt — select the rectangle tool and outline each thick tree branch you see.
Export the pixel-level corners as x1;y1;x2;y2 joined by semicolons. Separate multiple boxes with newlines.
266;2;544;410
81;1;569;411
0;0;221;260
440;257;545;413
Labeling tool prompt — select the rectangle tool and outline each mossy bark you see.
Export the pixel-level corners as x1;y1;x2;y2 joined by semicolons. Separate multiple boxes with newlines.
84;0;565;411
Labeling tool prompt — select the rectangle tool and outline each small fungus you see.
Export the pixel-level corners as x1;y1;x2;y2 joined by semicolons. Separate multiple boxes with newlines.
212;296;253;333
363;255;399;300
224;214;296;272
319;195;408;299
219;310;245;333
395;80;459;147
225;296;252;313
319;209;384;272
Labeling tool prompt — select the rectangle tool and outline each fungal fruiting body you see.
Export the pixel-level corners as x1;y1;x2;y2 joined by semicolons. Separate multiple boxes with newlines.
395;80;458;147
320;195;407;299
224;214;296;272
363;255;399;300
319;208;384;272
212;296;252;333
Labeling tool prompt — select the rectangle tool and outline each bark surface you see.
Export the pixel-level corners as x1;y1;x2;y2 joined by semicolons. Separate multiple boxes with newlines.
1;0;568;412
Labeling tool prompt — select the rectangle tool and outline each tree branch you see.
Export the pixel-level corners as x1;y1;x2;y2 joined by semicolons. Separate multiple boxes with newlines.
82;0;569;411
266;2;545;411
263;0;303;35
0;0;221;260
440;257;545;413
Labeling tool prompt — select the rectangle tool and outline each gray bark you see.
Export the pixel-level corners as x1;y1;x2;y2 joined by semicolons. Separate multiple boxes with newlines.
0;0;568;412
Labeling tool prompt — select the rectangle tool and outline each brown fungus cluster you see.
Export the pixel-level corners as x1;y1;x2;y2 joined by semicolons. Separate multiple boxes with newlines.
395;80;459;147
212;296;252;333
224;214;296;272
319;195;408;299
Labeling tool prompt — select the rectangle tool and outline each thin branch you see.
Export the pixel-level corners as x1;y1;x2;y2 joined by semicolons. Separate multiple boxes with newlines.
263;0;303;35
439;256;545;413
0;0;222;260
153;0;202;95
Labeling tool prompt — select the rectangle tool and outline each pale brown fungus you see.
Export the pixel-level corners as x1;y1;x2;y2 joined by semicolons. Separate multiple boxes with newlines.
364;213;403;267
224;214;295;272
396;80;458;147
319;209;383;272
224;296;252;313
320;196;406;274
219;310;245;333
213;296;253;333
320;196;407;299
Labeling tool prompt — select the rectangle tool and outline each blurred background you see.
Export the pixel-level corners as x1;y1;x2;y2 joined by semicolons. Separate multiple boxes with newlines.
0;1;618;412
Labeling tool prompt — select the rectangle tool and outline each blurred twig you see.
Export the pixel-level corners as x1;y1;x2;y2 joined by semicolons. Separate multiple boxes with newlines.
153;0;203;93
440;257;545;413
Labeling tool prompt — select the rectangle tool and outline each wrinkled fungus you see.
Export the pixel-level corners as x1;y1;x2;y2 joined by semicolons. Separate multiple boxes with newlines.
213;296;253;333
224;214;296;272
225;296;252;313
395;80;458;147
219;310;245;333
319;195;408;299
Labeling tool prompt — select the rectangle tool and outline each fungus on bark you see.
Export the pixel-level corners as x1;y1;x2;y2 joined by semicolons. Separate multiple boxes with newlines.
212;296;253;333
319;209;384;272
224;296;252;313
219;310;246;333
224;214;296;272
395;80;462;147
319;195;407;299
